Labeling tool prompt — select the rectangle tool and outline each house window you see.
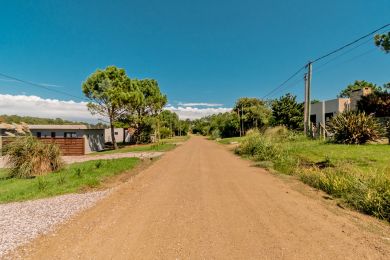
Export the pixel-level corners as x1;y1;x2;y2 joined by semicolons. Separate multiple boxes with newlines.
310;115;317;124
51;132;56;138
36;132;42;138
64;132;77;138
325;112;334;122
114;132;118;135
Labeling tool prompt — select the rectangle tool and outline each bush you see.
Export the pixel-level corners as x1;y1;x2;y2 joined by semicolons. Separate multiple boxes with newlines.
235;129;285;162
328;111;384;144
159;127;172;139
5;136;63;178
210;129;221;140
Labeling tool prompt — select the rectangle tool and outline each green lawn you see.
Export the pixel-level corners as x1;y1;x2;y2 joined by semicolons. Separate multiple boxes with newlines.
219;136;390;171
220;134;390;221
286;139;390;172
0;157;140;203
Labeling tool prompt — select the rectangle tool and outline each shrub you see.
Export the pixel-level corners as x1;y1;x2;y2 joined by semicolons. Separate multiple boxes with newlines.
210;129;221;140
328;111;384;144
5;136;63;178
235;129;285;162
159;127;172;139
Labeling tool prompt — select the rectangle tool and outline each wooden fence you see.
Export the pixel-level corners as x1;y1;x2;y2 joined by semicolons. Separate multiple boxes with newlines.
0;137;85;156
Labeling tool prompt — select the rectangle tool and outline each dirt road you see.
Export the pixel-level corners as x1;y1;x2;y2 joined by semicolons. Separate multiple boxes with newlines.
16;136;390;259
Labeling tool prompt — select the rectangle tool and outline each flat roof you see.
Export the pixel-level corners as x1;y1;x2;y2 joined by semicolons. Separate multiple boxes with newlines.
28;125;104;130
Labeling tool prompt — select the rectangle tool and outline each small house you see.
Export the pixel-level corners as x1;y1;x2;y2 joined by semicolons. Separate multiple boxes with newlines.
28;125;105;155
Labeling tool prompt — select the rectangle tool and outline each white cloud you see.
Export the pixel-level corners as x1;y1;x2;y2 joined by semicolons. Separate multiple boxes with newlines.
165;106;232;120
0;94;99;123
177;102;224;107
0;94;231;122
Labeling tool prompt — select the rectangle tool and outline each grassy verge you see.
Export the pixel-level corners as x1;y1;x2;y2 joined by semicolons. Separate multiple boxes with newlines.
90;142;176;156
0;158;140;203
221;129;390;222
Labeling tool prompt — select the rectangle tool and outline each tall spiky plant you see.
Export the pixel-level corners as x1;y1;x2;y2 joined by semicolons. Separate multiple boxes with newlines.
5;136;63;178
328;111;384;144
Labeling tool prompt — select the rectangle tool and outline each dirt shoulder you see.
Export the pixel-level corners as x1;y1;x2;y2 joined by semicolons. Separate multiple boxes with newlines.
13;136;390;259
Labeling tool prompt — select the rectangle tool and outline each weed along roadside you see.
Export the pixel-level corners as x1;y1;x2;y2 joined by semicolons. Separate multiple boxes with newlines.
0;135;189;204
0;158;140;203
220;127;390;222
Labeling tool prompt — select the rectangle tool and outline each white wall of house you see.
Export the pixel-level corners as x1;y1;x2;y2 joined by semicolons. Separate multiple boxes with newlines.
104;128;131;143
310;98;350;125
84;129;105;153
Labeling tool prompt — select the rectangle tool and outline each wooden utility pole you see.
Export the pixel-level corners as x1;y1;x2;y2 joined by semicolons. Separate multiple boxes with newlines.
237;109;242;137
306;62;312;135
241;105;244;136
303;73;308;135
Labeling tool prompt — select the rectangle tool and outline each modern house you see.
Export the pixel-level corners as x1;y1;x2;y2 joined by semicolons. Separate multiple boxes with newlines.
28;125;105;155
0;124;104;155
310;87;372;126
104;128;133;144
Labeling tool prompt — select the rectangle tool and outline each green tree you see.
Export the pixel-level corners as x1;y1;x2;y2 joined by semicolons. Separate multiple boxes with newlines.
357;88;390;117
130;79;167;143
338;80;380;98
82;66;142;149
233;97;271;134
271;93;304;130
375;32;390;53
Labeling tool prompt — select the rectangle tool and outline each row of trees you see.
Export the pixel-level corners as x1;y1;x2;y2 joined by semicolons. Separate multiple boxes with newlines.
192;79;389;139
191;94;304;138
82;66;185;149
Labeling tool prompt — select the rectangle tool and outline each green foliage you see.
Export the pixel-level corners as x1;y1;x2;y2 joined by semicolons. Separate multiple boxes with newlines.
0;158;140;203
375;32;390;53
233;97;271;131
210;129;221;140
5;136;63;178
300;167;390;221
328;111;384;144
191;112;240;138
159;127;172;139
357;90;390;117
338;80;380;98
82;66;143;148
270;93;304;130
235;129;285;162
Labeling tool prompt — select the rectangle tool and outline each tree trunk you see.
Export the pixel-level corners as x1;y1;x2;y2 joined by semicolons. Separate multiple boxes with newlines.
110;118;118;150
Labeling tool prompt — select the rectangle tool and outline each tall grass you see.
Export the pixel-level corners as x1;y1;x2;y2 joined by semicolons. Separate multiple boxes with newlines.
5;136;63;178
234;126;390;222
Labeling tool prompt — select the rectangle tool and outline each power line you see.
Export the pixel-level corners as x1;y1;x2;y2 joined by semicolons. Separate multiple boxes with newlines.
262;65;306;99
312;23;389;63
262;23;389;99
0;72;86;101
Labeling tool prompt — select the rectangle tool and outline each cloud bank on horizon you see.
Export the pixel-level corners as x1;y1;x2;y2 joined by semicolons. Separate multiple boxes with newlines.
0;94;231;122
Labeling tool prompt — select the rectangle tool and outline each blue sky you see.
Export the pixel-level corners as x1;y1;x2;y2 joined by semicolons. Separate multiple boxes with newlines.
0;0;389;120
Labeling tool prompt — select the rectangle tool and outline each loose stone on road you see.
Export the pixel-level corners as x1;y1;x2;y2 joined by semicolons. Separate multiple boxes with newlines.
13;136;390;259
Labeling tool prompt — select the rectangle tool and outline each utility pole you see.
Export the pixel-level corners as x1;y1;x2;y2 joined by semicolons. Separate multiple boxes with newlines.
306;62;312;136
241;105;244;136
237;109;242;137
303;73;308;135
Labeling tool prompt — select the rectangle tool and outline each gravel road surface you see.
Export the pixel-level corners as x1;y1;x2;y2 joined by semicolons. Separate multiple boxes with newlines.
10;137;390;259
0;191;110;258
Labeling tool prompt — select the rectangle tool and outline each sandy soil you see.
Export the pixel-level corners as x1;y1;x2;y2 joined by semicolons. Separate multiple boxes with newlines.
13;136;390;259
